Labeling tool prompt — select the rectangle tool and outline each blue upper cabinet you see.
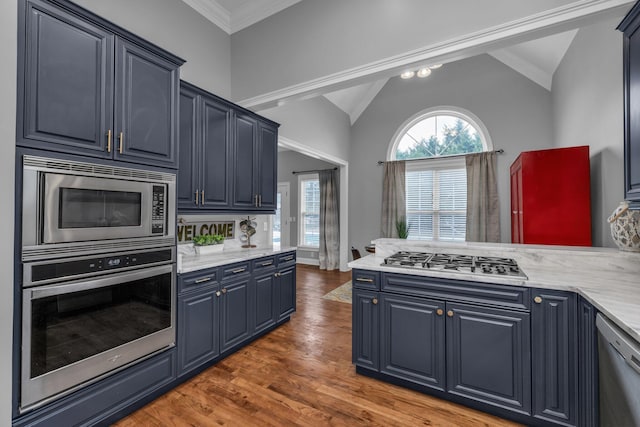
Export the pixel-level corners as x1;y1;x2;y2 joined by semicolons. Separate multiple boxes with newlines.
17;0;184;169
178;81;279;214
619;3;640;204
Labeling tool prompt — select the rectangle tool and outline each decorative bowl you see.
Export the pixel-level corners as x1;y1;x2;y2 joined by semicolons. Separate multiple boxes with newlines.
195;243;224;255
608;202;640;252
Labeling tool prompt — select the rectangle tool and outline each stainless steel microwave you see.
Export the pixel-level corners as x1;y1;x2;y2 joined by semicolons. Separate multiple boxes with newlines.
21;155;175;261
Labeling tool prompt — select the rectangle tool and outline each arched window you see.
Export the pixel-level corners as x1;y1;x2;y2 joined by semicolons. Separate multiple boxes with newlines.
388;107;492;241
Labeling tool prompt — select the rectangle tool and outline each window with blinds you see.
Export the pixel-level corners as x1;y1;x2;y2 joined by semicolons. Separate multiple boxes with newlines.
299;174;320;247
406;165;467;241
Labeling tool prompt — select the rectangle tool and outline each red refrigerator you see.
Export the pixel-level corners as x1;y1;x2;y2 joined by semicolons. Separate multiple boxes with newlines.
510;146;592;246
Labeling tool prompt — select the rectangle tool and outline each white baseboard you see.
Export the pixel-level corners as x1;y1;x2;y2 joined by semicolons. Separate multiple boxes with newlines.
296;257;319;266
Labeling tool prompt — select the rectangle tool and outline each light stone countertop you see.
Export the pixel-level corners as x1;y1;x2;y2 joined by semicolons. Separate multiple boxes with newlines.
177;244;296;274
349;238;640;344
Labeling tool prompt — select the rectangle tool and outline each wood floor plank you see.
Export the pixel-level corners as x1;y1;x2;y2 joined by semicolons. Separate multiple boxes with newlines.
114;264;523;427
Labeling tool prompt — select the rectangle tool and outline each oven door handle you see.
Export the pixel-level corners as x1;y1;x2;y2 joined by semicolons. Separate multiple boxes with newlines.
26;264;174;300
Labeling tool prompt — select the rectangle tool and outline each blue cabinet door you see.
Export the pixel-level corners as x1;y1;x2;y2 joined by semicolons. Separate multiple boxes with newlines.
256;123;278;210
220;277;252;353
177;85;199;210
276;264;296;321
578;296;598;427
446;302;531;415
531;290;578;426
380;294;446;391
232;113;259;209
200;97;232;208
254;272;277;334
177;286;220;376
19;0;114;156
114;38;179;168
352;289;380;370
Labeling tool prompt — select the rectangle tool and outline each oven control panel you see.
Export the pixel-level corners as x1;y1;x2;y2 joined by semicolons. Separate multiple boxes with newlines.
151;185;166;235
25;248;174;286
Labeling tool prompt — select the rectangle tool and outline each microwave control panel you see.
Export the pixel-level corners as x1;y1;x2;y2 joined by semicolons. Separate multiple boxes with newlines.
151;185;166;234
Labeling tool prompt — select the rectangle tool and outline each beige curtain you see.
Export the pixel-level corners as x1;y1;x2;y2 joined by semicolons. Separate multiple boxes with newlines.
381;161;406;238
465;152;500;242
319;169;340;270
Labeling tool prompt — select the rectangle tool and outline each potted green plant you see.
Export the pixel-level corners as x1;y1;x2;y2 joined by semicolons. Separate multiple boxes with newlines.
193;233;225;255
395;216;410;239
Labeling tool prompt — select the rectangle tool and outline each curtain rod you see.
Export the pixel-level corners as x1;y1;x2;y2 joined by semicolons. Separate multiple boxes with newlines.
292;167;338;175
377;149;504;165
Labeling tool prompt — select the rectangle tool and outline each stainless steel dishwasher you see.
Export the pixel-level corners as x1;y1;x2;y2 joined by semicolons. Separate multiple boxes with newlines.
597;313;640;427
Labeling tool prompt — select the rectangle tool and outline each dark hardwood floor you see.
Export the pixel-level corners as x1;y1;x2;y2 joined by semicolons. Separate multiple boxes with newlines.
115;264;522;426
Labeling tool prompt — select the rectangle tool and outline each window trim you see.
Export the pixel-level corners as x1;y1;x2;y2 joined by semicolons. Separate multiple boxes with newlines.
297;173;320;249
387;106;493;161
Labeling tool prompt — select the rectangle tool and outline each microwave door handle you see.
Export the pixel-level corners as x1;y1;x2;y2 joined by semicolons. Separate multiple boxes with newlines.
27;264;174;300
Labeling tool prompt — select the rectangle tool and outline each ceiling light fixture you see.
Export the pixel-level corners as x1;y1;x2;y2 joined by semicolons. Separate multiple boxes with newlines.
416;68;432;78
400;70;415;79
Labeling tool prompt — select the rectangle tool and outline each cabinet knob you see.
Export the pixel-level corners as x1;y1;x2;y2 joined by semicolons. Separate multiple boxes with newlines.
274;272;280;277
221;288;227;294
372;298;378;305
447;310;454;317
534;296;542;304
436;308;444;316
215;291;221;297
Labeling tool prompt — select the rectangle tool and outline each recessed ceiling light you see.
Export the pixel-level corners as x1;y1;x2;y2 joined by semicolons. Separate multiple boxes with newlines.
416;68;432;78
400;70;415;79
429;64;443;69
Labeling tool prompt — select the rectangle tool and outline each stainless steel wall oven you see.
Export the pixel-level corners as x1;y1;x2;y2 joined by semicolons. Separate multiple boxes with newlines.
18;155;178;413
20;248;176;412
21;155;176;261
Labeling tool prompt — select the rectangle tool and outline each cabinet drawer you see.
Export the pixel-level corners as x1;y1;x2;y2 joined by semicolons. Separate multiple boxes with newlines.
221;261;251;279
179;268;218;293
253;256;276;272
352;270;380;290
277;251;296;266
382;273;530;310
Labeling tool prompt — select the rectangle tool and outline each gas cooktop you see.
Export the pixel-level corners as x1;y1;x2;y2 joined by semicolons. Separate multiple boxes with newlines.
382;251;527;279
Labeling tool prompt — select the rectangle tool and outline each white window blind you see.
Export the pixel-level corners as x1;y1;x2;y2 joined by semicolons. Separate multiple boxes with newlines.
299;175;320;247
406;162;466;241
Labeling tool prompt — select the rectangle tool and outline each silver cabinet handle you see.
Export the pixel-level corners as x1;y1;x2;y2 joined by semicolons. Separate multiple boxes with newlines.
282;256;294;261
195;190;199;205
201;190;205;206
231;268;246;274
356;278;374;283
261;261;274;267
195;277;212;284
258;194;262;207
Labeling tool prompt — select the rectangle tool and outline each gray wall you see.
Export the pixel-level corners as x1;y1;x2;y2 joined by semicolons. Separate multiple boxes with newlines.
552;17;624;247
230;0;579;102
0;0;17;423
349;54;554;252
75;0;231;98
277;151;336;247
260;96;352;162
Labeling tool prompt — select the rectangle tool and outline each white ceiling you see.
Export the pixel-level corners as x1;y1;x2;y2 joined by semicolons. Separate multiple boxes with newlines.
182;0;580;122
181;0;301;34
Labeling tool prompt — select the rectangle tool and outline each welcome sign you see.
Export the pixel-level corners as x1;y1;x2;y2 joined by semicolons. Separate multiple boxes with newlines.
177;221;235;243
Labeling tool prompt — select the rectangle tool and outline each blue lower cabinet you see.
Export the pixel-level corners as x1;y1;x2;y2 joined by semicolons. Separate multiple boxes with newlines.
178;284;221;376
578;297;598;427
14;349;176;427
254;271;277;334
446;302;531;415
220;277;252;353
380;293;445;391
531;290;578;426
352;289;380;370
276;264;296;321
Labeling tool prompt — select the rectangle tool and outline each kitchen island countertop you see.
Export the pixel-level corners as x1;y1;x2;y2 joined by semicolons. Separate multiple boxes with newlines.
349;238;640;344
178;244;296;274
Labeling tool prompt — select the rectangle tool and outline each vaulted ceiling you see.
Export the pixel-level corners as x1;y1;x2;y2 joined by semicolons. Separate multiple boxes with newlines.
181;0;580;123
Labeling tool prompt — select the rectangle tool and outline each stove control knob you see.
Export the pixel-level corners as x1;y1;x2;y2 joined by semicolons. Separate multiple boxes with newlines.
534;296;542;304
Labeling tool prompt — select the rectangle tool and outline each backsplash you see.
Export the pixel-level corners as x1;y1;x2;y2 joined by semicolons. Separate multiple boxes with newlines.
177;214;274;251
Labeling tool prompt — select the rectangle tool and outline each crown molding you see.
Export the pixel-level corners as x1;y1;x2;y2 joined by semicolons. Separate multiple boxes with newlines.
182;0;231;33
231;0;302;33
238;0;633;109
